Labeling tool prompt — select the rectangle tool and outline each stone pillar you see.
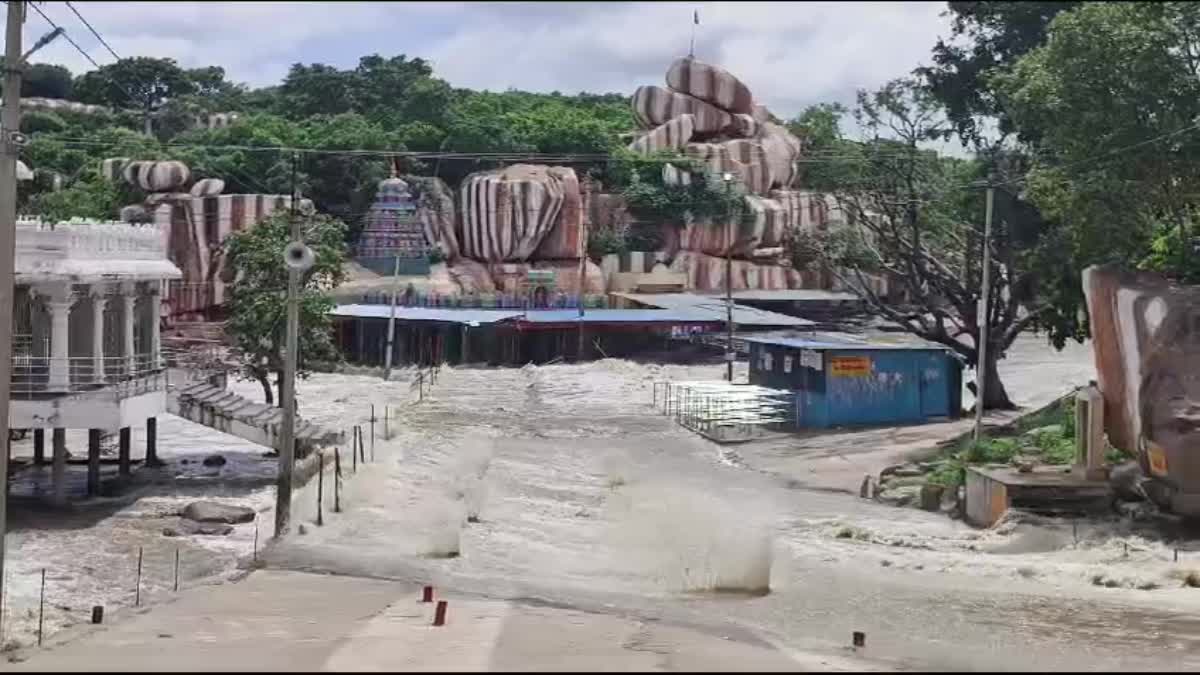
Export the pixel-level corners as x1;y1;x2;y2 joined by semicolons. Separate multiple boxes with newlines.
90;284;109;383
52;428;67;506
118;427;131;476
120;283;136;378
33;428;44;465
36;283;74;392
87;429;101;496
146;417;159;467
147;282;162;369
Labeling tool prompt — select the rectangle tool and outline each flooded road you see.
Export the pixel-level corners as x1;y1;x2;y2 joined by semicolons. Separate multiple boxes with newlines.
254;337;1200;671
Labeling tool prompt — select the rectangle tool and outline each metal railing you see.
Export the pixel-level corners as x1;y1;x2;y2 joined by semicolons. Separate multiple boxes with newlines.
9;352;168;398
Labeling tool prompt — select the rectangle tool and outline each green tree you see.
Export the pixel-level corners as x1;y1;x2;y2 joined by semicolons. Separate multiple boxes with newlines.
918;1;1080;146
995;2;1200;284
225;211;347;405
811;79;1061;409
0;61;75;99
275;63;354;119
73;57;196;135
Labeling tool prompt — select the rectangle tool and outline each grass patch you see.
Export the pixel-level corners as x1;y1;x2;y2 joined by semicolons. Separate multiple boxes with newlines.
924;396;1080;490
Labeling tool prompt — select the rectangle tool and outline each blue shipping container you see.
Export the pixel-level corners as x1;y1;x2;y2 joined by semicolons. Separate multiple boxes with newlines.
746;334;962;429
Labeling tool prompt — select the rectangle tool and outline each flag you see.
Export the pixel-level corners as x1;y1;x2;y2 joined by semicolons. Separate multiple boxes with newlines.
694;10;700;25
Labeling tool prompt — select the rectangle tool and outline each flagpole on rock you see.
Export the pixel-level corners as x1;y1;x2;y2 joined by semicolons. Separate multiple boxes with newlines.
689;9;700;58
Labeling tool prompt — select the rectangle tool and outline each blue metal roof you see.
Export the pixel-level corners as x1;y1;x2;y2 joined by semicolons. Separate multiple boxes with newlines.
331;304;722;326
744;331;953;352
519;309;719;324
612;292;814;327
331;304;524;326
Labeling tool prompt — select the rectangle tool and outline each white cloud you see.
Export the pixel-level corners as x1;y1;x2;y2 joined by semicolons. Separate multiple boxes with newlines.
19;1;954;120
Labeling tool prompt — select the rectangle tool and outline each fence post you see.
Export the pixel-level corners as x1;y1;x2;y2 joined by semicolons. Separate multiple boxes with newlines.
316;451;325;526
37;568;45;646
174;548;180;592
135;546;143;606
358;426;366;464
352;430;358;474
370;405;376;460
334;447;342;513
383;406;389;443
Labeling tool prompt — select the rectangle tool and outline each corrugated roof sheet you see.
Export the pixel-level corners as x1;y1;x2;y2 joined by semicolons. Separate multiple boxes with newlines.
331;304;524;325
743;330;953;352
707;289;862;302
331;304;723;326
612;292;814;327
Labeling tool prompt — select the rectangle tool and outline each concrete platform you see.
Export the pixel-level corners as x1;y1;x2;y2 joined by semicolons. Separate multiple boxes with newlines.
7;570;831;672
965;465;1112;527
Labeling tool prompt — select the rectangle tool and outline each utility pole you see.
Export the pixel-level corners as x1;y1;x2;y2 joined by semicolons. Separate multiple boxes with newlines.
973;175;996;441
576;218;587;361
723;173;735;382
383;255;400;378
0;1;61;624
275;151;302;538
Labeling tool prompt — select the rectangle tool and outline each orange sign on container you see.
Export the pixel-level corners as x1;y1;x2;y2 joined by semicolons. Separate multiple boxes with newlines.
830;356;871;377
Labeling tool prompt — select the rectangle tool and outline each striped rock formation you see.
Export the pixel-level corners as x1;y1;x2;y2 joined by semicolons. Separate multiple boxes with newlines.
402;174;460;260
534;168;584;260
668;251;803;291
190;178;226;197
125;160;191;193
154;194;298;319
629;114;697;154
666;58;754;115
101;157;129;183
458;164;579;263
684;140;772;194
632;86;731;134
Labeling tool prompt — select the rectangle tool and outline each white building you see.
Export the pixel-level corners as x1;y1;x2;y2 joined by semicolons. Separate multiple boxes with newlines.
11;218;181;503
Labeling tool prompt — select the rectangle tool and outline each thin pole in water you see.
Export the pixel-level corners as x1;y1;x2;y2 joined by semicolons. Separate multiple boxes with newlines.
135;546;143;606
37;568;45;646
370;405;376;459
334;448;342;513
353;429;359;473
316;451;324;526
173;548;180;592
253;520;259;563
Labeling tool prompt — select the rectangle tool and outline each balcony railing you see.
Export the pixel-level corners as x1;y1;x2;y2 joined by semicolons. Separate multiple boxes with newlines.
9;352;168;398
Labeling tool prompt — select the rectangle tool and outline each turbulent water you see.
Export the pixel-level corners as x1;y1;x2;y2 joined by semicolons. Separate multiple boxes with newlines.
10;334;1200;669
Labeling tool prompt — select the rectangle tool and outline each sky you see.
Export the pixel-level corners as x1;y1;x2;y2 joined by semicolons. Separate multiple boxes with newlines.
21;1;956;118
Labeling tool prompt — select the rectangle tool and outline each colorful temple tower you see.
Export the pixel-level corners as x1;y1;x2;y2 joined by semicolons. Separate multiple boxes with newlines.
354;170;431;276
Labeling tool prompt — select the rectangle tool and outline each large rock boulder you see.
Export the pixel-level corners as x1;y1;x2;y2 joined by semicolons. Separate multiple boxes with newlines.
632;86;731;134
533;168;585;260
666;57;755;115
180;501;256;524
629;114;697;154
458;164;579;263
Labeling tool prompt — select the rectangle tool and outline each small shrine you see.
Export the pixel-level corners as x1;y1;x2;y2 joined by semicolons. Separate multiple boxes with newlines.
354;170;431;276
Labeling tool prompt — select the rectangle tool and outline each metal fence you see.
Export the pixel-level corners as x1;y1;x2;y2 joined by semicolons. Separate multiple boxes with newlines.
653;380;795;442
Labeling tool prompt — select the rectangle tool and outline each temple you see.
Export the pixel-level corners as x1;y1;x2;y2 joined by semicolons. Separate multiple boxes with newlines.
353;172;431;277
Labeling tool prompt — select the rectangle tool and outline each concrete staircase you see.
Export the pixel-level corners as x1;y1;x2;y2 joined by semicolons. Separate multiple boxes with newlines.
166;371;343;457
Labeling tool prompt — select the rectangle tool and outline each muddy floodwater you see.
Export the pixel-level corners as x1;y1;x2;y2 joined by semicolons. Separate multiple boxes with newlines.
10;333;1200;670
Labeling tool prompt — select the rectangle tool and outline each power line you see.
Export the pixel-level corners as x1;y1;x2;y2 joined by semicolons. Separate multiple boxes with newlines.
27;2;100;70
65;1;121;61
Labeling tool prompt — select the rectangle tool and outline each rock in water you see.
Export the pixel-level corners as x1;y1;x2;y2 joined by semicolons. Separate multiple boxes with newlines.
1110;461;1148;502
181;501;255;524
202;454;227;467
163;519;234;537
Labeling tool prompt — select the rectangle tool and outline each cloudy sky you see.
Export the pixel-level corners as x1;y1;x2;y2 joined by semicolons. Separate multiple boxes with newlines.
22;1;954;120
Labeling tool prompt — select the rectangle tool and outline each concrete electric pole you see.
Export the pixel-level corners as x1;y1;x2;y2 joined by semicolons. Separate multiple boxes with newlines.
723;172;735;382
973;176;996;442
275;152;310;538
0;0;62;629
